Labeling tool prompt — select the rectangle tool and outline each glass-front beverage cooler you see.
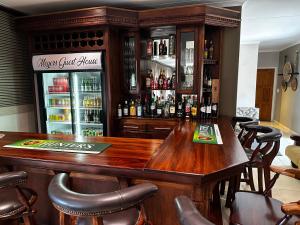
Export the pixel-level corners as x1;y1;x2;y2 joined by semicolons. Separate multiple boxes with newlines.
33;52;106;137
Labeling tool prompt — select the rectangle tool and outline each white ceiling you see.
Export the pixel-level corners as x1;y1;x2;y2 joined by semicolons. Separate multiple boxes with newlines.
241;0;300;52
0;0;244;14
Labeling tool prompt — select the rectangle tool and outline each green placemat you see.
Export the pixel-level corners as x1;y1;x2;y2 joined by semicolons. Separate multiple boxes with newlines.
4;139;111;154
193;124;223;145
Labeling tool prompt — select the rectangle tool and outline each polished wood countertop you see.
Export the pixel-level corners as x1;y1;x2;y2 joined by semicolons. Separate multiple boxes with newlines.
0;117;248;184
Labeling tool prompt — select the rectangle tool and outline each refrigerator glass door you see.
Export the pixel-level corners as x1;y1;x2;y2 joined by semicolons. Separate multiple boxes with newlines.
70;72;104;137
42;72;73;135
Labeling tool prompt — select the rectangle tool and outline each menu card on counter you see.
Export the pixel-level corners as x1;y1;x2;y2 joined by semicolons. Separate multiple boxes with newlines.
4;139;111;154
193;124;223;145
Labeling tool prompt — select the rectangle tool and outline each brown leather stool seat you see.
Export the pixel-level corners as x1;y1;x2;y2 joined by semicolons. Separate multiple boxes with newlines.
0;171;37;224
48;173;158;225
231;192;300;225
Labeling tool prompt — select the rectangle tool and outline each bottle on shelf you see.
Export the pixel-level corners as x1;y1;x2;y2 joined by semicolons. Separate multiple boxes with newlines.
159;39;164;56
150;70;155;89
203;69;208;89
209;40;214;59
163;70;168;90
154;77;159;90
177;100;183;118
163;40;167;55
207;71;212;91
150;94;156;117
156;97;162;117
81;79;85;91
164;100;170;118
206;97;212;119
169;97;176;118
169;34;176;56
153;41;158;56
117;104;122;118
137;98;142;117
123;100;129;116
204;39;208;59
171;71;176;89
212;102;218;118
146;69;151;89
129;100;136;117
191;96;197;119
130;73;136;90
158;69;164;89
200;97;206;119
185;96;191;119
147;39;153;56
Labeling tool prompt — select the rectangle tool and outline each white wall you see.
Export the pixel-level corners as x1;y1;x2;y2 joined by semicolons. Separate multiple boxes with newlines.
0;105;36;132
257;51;279;120
236;43;259;108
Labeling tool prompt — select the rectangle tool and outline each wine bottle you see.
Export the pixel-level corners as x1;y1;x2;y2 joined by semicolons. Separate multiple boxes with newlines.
117;104;122;118
204;40;208;59
137;99;142;117
163;40;167;55
159;39;163;56
123;100;129;116
169;97;176;118
209;40;214;59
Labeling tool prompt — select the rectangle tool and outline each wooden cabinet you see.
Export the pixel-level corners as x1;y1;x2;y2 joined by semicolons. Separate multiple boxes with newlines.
119;118;178;139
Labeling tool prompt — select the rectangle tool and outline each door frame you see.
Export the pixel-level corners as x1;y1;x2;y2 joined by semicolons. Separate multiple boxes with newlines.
256;67;277;121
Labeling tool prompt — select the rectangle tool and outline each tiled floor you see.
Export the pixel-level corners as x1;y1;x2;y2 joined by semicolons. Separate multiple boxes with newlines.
221;121;300;224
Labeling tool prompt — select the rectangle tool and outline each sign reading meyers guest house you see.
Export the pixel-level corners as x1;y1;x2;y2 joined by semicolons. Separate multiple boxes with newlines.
32;52;102;71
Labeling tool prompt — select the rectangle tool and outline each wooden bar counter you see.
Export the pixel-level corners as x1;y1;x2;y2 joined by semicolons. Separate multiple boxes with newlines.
0;117;248;225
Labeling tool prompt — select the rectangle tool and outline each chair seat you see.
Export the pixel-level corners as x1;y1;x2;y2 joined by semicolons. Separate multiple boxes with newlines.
231;192;300;225
76;208;142;225
286;145;300;167
0;200;26;218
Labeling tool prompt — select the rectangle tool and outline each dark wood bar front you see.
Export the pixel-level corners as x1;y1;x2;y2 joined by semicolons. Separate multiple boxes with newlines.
0;117;248;225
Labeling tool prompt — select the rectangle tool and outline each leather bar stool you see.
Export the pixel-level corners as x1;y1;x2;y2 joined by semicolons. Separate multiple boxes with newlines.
0;171;37;225
48;173;158;225
175;196;214;225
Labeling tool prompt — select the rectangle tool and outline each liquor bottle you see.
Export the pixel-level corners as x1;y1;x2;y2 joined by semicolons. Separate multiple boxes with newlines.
177;100;183;118
150;71;155;90
137;99;142;117
169;34;175;56
169;97;176;118
158;69;164;89
185;96;191;119
81;79;85;91
150;94;156;117
117;104;122;118
156;97;162;117
159;39;164;56
84;110;89;123
153;41;158;56
164;100;170;118
130;100;136;117
203;68;208;89
130;73;136;90
191;96;197;119
154;77;159;89
171;71;176;89
204;40;208;59
146;39;153;56
163;40;167;55
209;40;214;59
207;71;212;91
206;97;212;119
163;71;168;90
146;69;151;89
200;97;206;119
167;77;171;89
212;102;218;118
123;100;129;116
93;77;97;91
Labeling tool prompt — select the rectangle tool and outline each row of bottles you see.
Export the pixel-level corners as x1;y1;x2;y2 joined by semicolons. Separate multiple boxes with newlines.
49;109;71;122
204;39;214;60
48;76;69;93
83;109;102;123
147;35;176;57
80;77;100;92
200;96;218;119
49;98;70;107
145;69;176;90
82;128;103;137
82;96;102;108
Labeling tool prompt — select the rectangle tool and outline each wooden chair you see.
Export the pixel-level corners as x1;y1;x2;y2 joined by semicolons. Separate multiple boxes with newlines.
48;173;158;225
225;125;282;207
174;196;214;225
230;165;300;225
286;134;300;168
0;171;37;225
